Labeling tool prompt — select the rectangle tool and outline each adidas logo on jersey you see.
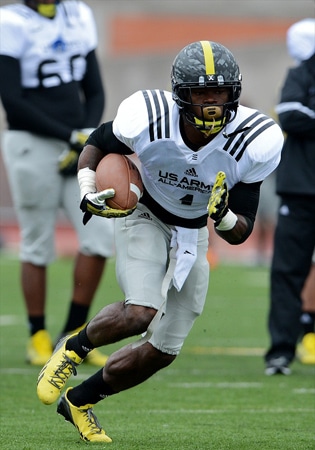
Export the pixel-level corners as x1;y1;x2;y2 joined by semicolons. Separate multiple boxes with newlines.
184;168;198;177
138;212;152;220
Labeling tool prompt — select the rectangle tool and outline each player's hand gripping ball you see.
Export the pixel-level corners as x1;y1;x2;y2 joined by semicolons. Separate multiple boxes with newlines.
95;153;143;210
80;154;143;224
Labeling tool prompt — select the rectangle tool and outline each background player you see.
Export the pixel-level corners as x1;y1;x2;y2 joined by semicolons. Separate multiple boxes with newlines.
0;0;114;366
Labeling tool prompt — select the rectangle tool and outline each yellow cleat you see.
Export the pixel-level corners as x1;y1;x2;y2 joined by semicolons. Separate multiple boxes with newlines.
57;388;112;443
37;335;82;405
296;333;315;364
26;330;53;366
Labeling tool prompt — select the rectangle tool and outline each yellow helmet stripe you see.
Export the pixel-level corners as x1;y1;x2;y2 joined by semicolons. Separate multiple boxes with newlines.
200;40;215;75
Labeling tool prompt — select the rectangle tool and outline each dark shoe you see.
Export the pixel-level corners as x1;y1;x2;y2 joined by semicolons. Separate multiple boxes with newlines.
265;356;291;376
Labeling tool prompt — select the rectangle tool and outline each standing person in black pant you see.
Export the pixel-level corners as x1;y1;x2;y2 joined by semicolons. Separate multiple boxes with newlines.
0;0;114;367
265;18;315;375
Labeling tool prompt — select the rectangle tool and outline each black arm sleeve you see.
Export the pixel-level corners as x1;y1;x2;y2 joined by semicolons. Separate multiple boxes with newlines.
228;180;262;241
86;121;133;155
80;50;105;127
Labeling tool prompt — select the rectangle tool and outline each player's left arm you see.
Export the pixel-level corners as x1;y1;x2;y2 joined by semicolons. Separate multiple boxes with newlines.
81;50;105;127
57;50;106;175
208;173;261;245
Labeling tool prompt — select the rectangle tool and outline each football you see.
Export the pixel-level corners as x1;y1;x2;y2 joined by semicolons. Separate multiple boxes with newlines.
95;153;143;210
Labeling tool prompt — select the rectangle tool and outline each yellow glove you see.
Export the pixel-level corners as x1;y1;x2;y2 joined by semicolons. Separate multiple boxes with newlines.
58;149;80;176
69;128;95;152
59;128;95;176
208;171;229;222
80;190;135;225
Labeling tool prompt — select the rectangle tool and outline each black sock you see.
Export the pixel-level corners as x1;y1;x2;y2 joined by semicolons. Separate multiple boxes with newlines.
62;302;89;333
65;326;94;359
67;369;116;406
28;316;45;335
300;312;315;336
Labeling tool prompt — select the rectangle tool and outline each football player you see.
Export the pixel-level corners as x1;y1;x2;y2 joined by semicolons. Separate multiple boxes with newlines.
0;0;114;366
37;40;284;443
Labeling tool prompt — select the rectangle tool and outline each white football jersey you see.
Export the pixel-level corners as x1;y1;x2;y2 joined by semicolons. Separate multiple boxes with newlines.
0;1;97;88
113;89;283;219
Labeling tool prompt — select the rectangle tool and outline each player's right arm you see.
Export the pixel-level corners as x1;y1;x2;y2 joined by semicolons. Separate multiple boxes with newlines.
77;123;135;223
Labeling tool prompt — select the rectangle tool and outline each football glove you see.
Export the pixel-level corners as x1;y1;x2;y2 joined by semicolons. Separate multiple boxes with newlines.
58;128;94;176
208;171;229;222
80;189;135;225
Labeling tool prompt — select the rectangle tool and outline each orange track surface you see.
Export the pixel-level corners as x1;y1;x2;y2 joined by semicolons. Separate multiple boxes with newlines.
109;16;293;55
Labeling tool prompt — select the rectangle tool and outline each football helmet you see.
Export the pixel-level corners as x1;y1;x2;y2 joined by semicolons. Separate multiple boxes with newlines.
171;41;242;135
24;1;60;18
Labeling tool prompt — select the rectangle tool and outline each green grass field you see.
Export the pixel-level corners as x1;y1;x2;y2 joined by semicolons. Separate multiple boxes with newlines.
0;253;314;450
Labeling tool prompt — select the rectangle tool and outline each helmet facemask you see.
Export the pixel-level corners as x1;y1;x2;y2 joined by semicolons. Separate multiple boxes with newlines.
171;41;242;136
176;85;239;137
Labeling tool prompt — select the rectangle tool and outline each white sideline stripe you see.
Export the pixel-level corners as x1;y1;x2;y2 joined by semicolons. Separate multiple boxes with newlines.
293;388;315;394
1;368;314;395
144;408;314;414
0;368;35;374
130;183;141;200
186;346;265;356
0;315;23;326
99;408;314;415
169;382;262;388
138;408;315;414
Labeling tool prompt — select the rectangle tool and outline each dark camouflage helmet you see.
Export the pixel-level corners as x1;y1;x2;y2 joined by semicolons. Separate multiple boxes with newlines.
171;41;242;114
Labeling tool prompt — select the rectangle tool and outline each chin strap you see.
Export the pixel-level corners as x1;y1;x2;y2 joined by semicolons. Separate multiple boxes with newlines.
194;116;226;137
37;3;57;18
192;105;227;137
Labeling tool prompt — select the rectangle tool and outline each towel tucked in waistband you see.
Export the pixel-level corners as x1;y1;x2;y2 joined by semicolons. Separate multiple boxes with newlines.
171;226;198;291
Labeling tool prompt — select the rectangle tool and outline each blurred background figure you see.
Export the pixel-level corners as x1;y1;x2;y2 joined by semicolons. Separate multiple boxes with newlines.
265;18;315;375
0;0;114;366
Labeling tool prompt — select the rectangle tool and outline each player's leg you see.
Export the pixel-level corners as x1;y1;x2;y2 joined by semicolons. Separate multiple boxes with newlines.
37;205;169;403
101;225;210;392
1;131;62;364
54;224;209;442
19;205;57;365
